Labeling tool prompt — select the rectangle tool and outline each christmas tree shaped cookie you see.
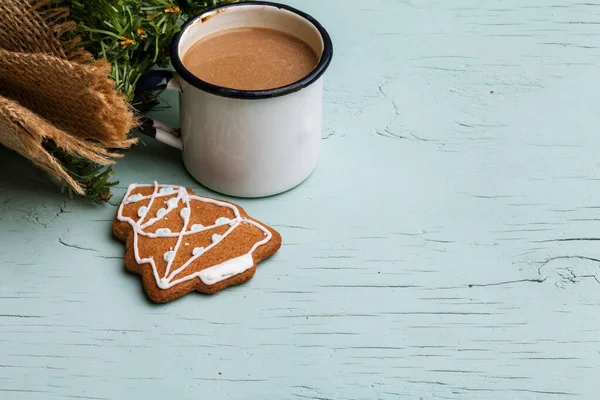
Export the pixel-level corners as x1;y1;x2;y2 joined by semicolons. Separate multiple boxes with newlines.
113;182;282;302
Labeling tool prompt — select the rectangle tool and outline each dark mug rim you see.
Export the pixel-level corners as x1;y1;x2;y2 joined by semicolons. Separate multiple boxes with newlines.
170;1;333;100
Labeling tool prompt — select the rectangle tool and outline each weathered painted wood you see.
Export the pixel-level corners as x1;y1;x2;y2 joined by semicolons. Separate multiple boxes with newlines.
1;0;600;398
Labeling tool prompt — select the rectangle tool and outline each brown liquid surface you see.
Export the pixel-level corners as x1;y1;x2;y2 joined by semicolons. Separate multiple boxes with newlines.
182;27;319;91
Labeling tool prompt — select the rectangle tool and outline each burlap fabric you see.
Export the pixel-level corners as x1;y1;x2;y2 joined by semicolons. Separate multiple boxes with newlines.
0;0;137;195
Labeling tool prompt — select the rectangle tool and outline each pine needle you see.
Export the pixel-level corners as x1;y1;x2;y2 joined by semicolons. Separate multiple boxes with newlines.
48;0;239;202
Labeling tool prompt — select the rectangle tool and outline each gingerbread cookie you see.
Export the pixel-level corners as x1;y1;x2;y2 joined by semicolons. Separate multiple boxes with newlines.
112;182;282;303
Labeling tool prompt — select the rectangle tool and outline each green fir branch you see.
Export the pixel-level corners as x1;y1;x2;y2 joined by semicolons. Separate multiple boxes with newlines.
48;0;240;203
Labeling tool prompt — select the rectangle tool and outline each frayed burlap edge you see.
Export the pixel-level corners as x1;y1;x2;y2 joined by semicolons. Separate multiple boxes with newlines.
0;0;92;63
0;50;139;149
0;0;138;196
0;95;124;194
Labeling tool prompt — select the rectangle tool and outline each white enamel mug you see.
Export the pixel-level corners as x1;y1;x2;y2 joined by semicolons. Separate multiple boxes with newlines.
136;1;333;198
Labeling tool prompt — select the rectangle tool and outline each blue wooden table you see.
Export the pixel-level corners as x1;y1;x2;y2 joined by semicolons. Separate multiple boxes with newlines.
2;0;600;398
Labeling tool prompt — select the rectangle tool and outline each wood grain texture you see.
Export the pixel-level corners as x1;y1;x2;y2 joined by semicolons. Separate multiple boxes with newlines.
1;0;600;398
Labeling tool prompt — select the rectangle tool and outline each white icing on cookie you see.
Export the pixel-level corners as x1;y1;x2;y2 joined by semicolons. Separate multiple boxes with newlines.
191;224;204;232
117;182;272;289
180;207;190;219
137;206;148;218
167;197;179;208
127;194;143;203
164;251;175;262
199;253;255;285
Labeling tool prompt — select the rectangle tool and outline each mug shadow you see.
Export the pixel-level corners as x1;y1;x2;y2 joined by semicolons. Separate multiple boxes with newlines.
125;129;184;166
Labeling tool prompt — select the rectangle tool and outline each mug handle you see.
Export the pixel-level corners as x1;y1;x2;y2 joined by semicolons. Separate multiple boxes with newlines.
134;70;183;150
